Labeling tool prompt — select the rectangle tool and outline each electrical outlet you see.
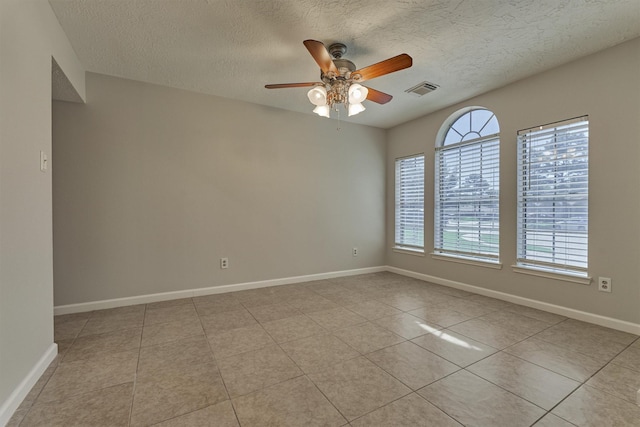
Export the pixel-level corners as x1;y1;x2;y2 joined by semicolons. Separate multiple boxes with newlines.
220;257;229;269
352;247;358;257
598;277;611;292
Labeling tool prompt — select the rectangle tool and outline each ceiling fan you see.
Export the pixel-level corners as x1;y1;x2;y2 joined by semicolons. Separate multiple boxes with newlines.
265;40;412;118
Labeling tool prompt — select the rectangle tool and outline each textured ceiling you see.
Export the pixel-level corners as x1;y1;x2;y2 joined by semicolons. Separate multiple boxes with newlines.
48;0;640;129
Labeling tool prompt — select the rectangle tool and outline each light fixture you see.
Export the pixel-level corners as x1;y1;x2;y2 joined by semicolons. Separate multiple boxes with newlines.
348;84;368;104
348;102;365;117
313;105;330;118
307;86;327;106
308;81;369;119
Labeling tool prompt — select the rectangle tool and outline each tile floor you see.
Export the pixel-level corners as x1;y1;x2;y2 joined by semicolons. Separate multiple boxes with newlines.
8;272;640;426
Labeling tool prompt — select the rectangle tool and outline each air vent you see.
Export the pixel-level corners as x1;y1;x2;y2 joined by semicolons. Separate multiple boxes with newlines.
405;81;439;97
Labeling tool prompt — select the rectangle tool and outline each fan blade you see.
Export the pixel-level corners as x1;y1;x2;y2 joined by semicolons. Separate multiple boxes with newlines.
265;82;320;89
303;40;338;74
352;54;412;82
365;87;393;104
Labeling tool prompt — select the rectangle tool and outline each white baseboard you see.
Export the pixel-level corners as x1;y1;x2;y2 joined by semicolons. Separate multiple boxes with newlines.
54;264;639;335
54;266;386;315
0;343;57;427
387;266;640;335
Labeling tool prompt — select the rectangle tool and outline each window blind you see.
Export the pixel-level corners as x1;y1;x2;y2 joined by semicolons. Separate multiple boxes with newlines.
434;135;500;261
516;116;589;276
395;154;425;250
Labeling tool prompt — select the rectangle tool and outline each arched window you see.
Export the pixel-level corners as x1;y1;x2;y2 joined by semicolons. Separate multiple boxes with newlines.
434;108;500;263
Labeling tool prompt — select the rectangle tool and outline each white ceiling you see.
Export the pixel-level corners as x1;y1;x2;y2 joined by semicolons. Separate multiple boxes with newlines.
48;0;640;129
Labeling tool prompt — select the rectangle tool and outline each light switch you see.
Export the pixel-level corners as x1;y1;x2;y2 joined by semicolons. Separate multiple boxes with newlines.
40;151;48;172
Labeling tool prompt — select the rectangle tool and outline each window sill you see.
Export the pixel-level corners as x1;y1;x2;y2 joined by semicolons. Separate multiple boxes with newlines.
393;247;425;257
431;253;502;270
512;265;592;285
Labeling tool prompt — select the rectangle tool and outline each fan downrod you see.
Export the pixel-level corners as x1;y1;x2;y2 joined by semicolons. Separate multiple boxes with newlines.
328;43;347;59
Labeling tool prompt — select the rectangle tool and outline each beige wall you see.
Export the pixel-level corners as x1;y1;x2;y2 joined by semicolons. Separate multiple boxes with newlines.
52;73;386;305
0;0;84;414
387;37;640;324
4;1;637;420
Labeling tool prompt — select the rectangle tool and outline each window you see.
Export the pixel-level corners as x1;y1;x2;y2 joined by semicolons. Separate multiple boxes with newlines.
434;108;500;263
395;154;425;252
516;116;589;277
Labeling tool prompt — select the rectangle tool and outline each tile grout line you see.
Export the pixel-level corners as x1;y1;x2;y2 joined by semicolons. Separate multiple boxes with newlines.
303;373;352;424
227;288;349;425
462;317;639;425
196;299;243;427
451;318;576;415
262;280;400;424
126;304;146;427
280;280;455;423
402;316;575;425
15;314;90;424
